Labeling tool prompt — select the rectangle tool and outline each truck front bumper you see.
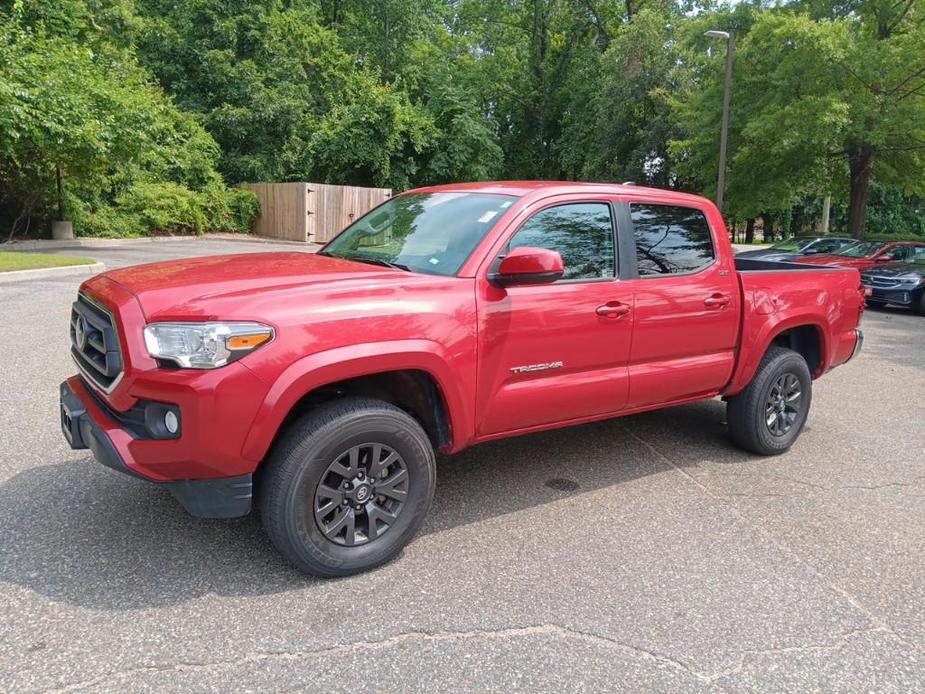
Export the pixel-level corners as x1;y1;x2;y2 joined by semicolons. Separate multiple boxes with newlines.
864;286;918;306
60;378;253;518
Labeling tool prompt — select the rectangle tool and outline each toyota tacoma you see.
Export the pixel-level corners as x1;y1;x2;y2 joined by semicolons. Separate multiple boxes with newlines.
60;182;865;576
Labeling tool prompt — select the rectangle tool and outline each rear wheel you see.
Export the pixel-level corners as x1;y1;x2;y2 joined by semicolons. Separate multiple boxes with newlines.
727;346;812;455
259;397;436;576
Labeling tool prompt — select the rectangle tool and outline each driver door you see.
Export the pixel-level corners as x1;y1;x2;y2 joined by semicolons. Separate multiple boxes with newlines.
475;199;633;436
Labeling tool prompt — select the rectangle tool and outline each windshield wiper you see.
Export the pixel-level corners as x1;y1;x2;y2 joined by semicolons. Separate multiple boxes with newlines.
348;256;412;272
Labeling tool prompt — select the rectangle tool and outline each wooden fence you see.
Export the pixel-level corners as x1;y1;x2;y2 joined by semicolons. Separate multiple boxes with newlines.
239;182;392;243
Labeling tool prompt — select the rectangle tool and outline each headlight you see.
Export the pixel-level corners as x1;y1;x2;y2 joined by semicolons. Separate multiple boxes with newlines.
143;322;274;369
896;275;924;286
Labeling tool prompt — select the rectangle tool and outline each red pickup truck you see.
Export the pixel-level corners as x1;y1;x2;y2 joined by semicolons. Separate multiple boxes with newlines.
60;182;864;576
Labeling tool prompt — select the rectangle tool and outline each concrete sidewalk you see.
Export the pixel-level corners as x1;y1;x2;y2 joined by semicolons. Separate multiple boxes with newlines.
4;233;322;253
0;262;105;284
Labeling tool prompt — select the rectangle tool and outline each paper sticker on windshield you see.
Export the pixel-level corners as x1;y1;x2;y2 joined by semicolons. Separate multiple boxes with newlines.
478;211;498;223
429;257;440;265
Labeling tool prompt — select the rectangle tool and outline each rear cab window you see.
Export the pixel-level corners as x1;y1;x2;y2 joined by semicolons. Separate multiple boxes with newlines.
628;203;715;276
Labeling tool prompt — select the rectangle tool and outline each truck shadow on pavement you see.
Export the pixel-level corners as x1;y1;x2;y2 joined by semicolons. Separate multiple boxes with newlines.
0;400;745;610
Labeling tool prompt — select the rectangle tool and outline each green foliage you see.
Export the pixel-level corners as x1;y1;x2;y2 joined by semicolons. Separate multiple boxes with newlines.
0;0;253;238
826;182;925;238
133;0;448;190
213;187;262;235
672;1;925;236
2;0;925;239
70;183;259;237
560;7;687;186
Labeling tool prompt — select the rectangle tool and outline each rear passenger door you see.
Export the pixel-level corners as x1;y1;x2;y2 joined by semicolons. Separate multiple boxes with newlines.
620;200;740;407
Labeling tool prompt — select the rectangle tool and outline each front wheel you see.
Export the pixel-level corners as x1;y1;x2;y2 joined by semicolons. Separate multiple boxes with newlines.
726;346;812;455
259;397;436;577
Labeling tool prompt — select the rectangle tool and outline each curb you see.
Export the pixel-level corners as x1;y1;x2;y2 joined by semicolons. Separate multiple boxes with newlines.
4;234;321;251
0;262;106;284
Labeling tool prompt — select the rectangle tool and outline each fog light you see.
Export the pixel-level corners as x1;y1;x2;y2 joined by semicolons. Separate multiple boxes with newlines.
164;410;179;435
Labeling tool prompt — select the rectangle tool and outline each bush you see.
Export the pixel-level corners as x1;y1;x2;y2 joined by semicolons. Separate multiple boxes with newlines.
864;232;925;242
203;185;261;234
115;182;209;234
68;197;145;238
70;182;259;237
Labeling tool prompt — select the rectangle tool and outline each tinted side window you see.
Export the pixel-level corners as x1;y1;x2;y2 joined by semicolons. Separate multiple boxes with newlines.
883;245;912;261
813;239;840;253
630;204;715;276
508;203;615;280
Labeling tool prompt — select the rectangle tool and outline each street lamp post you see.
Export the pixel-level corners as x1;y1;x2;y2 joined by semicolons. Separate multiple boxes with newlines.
705;30;734;213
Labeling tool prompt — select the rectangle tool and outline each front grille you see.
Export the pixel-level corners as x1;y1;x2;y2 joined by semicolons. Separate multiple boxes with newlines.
70;293;123;391
863;275;903;289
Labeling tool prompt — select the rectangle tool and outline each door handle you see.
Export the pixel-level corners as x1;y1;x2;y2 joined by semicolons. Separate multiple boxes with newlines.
596;302;631;319
703;294;730;309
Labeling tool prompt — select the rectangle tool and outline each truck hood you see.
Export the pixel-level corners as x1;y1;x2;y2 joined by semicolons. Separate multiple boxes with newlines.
102;252;408;318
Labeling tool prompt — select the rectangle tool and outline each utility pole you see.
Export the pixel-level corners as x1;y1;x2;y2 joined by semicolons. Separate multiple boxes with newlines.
821;195;831;234
56;164;66;220
705;31;734;213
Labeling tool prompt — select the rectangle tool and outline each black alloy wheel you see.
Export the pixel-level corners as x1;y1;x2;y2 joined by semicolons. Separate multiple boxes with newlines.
764;373;802;437
727;346;812;455
314;443;409;546
259;397;436;577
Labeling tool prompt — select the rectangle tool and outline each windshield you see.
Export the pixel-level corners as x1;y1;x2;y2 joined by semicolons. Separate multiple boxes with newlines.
835;241;883;258
322;192;518;276
770;237;813;252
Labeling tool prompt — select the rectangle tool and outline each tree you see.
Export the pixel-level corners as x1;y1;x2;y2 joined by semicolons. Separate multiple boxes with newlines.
0;0;252;238
134;0;497;189
711;5;925;237
5;0;925;240
559;6;692;186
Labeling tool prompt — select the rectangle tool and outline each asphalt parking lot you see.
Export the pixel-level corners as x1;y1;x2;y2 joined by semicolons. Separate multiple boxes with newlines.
1;239;923;692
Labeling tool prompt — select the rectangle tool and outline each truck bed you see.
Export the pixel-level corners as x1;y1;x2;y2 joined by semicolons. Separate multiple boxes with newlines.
726;258;864;395
734;257;836;272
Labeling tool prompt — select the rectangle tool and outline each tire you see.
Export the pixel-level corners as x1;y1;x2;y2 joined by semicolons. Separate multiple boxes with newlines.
259;397;436;577
726;346;812;456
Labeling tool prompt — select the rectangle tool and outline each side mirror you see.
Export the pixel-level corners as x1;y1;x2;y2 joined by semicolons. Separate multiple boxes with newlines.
490;246;564;286
874;255;892;262
804;249;821;255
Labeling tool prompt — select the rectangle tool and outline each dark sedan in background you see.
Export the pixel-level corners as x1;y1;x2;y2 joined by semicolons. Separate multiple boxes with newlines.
862;247;925;314
736;235;855;262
